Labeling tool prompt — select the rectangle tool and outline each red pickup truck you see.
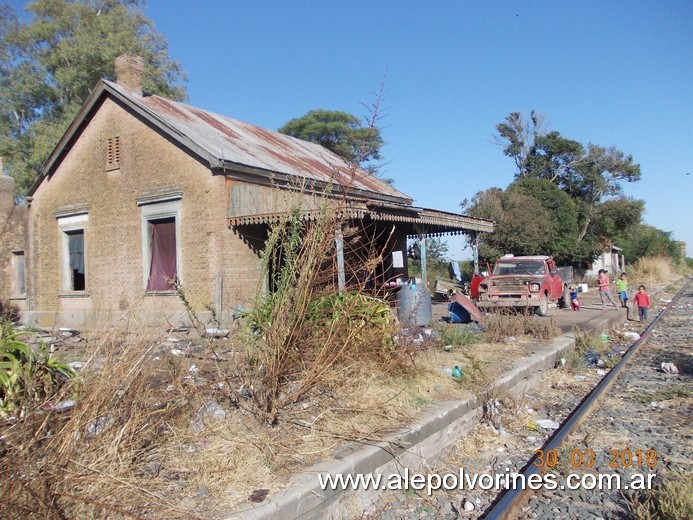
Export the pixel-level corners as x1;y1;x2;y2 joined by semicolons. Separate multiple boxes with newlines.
475;255;571;316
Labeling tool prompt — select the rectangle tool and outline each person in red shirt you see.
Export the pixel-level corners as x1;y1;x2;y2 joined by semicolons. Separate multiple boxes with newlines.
633;285;651;322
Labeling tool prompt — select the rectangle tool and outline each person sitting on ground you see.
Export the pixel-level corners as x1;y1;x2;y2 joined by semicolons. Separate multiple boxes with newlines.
569;285;581;311
633;285;651;322
597;269;618;310
616;272;629;308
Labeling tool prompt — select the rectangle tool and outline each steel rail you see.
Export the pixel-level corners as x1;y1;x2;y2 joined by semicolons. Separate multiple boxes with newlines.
482;278;690;520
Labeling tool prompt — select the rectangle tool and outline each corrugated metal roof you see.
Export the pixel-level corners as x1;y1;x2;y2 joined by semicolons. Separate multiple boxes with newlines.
104;80;410;203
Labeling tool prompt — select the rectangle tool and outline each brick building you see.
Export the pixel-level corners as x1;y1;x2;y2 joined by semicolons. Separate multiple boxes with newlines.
0;172;28;318
12;56;492;328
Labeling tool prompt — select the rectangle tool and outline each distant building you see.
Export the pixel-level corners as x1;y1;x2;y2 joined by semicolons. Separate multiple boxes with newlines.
584;246;625;278
673;241;687;259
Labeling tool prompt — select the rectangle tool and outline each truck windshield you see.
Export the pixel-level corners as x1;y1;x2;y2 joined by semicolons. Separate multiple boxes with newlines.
494;261;546;276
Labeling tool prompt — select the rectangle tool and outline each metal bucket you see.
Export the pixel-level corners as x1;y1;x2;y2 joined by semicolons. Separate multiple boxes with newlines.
396;284;433;327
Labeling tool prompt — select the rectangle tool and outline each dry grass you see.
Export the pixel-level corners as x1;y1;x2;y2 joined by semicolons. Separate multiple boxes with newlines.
626;471;693;520
627;256;675;287
0;318;546;518
483;313;561;343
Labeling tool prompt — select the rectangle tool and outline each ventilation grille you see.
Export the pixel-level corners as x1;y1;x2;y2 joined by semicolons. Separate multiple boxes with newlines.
106;136;121;170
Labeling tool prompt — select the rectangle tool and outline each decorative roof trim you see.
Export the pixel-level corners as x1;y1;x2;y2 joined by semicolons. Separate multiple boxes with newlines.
229;205;494;235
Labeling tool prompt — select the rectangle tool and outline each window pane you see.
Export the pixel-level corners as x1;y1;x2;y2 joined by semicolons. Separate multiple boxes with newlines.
14;252;25;294
67;230;85;291
147;218;177;291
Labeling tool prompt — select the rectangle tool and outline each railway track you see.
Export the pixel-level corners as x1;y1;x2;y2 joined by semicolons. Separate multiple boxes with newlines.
367;278;691;519
482;277;692;519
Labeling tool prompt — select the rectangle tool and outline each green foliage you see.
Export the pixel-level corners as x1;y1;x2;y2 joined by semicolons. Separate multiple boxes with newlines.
278;109;384;172
622;225;681;262
1;0;187;196
463;187;554;260
0;323;77;417
467;110;676;266
435;324;480;349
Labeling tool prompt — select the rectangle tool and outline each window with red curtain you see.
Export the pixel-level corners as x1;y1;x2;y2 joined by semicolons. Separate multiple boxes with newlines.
147;217;177;291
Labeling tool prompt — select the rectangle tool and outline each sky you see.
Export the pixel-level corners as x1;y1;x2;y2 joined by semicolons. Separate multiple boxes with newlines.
11;0;693;258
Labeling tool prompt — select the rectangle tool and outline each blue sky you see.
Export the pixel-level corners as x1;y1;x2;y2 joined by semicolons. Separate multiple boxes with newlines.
11;0;693;258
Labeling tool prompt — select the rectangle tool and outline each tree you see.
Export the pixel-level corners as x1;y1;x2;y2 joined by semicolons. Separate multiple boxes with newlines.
0;0;187;196
509;177;580;264
278;109;384;173
462;187;555;261
493;111;641;250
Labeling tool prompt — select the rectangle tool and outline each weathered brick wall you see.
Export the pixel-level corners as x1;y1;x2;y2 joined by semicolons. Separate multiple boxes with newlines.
0;175;28;314
28;97;263;327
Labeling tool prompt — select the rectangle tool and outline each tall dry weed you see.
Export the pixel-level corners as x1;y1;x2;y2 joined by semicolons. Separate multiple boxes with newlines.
628;256;674;286
242;201;412;424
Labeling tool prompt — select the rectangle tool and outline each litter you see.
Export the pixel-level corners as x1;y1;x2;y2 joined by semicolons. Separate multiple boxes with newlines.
525;420;539;431
661;362;679;374
583;350;601;367
536;419;560;430
624;332;641;340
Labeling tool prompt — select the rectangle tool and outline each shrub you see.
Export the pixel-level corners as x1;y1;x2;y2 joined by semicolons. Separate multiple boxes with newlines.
0;323;76;418
628;471;693;519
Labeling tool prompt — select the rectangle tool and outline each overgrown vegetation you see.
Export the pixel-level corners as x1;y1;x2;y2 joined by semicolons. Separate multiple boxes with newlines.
0;323;76;418
627;471;693;520
482;313;561;343
435;323;481;349
627;256;675;286
561;328;621;372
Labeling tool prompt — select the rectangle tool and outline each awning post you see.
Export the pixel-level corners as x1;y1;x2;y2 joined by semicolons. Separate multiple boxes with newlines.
335;224;345;294
472;232;479;275
416;225;427;288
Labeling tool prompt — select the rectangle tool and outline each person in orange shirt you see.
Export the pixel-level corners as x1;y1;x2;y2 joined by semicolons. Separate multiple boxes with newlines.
633;285;651;322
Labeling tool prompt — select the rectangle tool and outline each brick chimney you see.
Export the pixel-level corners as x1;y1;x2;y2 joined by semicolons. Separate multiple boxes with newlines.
115;55;144;94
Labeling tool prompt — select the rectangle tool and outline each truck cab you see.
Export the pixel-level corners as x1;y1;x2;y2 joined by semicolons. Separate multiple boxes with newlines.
475;255;567;316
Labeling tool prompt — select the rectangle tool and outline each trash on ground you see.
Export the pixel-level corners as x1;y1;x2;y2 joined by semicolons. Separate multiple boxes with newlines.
661;362;679;374
536;419;560;430
525;420;539;431
583;349;601;367
623;331;641;340
205;328;230;338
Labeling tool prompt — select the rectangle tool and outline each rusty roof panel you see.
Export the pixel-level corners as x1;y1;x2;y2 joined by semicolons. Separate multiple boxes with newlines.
105;80;410;203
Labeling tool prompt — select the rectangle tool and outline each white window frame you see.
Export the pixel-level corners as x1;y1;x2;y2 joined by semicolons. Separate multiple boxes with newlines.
139;199;182;292
57;213;88;293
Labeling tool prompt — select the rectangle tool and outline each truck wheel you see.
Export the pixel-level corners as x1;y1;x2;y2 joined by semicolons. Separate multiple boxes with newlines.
535;294;551;316
559;286;570;309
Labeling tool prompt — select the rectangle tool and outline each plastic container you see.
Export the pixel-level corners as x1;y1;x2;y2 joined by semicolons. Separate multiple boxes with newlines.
396;284;432;327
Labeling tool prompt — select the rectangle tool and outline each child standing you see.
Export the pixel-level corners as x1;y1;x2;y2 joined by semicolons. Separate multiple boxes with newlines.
597;269;618;310
616;273;629;308
633;285;651;322
569;285;581;311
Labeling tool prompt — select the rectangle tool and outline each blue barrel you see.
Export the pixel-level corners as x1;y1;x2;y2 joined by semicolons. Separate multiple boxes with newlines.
396;284;433;327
